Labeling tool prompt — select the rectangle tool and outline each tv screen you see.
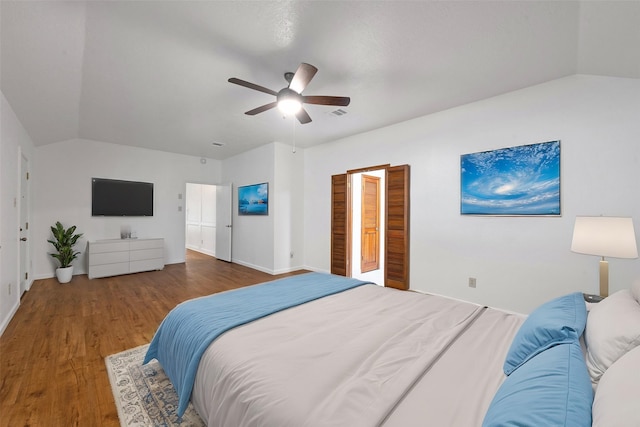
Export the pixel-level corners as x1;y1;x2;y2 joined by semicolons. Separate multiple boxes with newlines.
92;178;154;216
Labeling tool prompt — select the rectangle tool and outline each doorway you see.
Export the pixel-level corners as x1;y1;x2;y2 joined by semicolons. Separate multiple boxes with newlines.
351;170;385;284
331;164;410;290
185;183;217;257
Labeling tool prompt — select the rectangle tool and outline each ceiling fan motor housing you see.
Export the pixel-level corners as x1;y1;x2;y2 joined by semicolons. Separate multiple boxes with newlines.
277;87;302;102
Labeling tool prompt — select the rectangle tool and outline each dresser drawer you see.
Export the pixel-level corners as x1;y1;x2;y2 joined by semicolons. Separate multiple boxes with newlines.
89;251;130;266
130;239;163;250
89;262;130;279
130;248;163;261
89;241;130;254
130;258;163;273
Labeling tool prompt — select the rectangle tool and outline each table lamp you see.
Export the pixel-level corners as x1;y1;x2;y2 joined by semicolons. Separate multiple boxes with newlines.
571;216;638;297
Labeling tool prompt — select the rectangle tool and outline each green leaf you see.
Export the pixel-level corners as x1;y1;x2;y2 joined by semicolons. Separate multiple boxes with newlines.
47;221;82;268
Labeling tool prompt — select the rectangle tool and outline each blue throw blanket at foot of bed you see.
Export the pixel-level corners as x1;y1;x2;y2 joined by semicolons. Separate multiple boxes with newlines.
143;272;371;416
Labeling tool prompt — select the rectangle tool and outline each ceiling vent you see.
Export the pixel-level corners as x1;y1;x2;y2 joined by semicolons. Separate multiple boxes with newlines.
211;142;225;147
329;108;348;117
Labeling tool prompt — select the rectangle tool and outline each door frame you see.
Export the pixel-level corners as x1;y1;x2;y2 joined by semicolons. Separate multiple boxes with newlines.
185;182;217;257
215;183;233;262
331;164;410;290
18;149;31;294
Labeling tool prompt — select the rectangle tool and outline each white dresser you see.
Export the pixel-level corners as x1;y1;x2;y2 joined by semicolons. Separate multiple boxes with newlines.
88;238;164;279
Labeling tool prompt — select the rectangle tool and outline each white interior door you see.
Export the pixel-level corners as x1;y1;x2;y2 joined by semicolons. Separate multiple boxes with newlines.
19;154;29;294
215;183;232;262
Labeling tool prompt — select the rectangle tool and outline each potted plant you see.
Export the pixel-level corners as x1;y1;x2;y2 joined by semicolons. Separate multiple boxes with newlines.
48;221;83;283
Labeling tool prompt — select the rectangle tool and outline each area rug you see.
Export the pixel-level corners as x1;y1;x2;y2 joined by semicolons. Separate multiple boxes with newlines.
105;344;205;426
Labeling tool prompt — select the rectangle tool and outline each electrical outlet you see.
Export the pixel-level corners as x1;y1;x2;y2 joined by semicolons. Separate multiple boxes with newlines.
8;283;12;295
290;252;294;259
468;277;477;288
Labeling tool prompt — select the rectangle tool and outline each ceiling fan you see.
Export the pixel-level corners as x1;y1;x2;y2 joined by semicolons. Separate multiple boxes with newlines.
228;63;350;124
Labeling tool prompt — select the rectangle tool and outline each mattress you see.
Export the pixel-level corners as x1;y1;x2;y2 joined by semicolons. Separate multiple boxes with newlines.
191;285;523;426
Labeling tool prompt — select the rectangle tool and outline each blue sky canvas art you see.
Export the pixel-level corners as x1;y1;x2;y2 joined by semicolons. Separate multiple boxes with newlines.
238;182;268;215
461;141;560;215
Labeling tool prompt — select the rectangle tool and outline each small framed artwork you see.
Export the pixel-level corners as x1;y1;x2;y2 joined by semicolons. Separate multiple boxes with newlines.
238;182;269;216
460;140;560;216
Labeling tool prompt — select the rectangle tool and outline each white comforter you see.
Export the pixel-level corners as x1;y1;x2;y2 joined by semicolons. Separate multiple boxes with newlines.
192;285;522;427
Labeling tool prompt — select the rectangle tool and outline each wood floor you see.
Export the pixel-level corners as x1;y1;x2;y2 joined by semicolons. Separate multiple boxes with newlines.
0;251;306;427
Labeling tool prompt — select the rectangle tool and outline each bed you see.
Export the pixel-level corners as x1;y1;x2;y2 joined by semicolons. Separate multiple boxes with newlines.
144;272;640;427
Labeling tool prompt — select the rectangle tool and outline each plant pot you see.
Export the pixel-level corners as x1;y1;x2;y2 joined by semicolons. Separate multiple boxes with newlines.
56;266;74;284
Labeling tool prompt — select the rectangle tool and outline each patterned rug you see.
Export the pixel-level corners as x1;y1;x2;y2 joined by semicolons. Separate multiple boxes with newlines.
105;344;205;426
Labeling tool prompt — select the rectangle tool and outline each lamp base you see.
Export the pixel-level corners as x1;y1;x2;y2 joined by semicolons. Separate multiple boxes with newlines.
599;259;609;298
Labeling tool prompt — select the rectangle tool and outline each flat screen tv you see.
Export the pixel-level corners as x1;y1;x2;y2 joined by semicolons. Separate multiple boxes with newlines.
92;178;154;216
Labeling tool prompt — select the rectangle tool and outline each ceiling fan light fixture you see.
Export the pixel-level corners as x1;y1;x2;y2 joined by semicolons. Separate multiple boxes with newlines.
228;63;349;124
278;98;302;115
277;89;302;116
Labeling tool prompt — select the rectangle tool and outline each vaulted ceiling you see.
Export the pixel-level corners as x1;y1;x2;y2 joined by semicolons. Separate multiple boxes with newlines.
2;1;638;160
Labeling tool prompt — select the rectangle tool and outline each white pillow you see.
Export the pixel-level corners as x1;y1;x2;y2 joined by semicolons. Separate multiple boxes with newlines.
585;289;640;388
592;345;640;427
631;277;640;304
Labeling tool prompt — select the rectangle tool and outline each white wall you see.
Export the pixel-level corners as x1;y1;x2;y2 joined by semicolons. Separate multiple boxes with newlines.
273;142;304;274
304;75;640;314
33;139;222;279
221;142;304;274
1;91;36;335
222;143;275;272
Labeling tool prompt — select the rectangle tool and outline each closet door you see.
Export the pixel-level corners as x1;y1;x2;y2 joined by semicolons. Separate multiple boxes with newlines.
385;165;410;290
331;174;351;276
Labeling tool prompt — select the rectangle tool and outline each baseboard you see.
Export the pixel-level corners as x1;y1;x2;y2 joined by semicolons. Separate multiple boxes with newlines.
272;264;306;275
232;259;309;276
0;300;20;338
302;265;329;274
232;259;274;275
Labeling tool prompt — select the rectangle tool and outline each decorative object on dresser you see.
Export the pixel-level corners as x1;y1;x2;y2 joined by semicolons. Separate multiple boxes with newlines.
87;238;164;279
571;216;638;297
47;221;83;284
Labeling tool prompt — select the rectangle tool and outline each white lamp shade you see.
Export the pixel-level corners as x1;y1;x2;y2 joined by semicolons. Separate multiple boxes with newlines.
571;216;638;259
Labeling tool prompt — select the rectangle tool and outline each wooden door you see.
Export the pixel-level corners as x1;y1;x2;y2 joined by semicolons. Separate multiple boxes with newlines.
331;174;351;276
385;165;410;290
361;175;380;273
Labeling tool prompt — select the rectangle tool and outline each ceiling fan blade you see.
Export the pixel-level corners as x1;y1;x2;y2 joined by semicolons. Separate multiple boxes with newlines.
245;102;278;115
288;63;318;94
303;95;351;107
228;78;278;96
296;107;312;124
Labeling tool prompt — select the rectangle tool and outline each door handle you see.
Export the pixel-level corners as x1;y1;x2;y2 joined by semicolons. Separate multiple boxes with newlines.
20;237;27;241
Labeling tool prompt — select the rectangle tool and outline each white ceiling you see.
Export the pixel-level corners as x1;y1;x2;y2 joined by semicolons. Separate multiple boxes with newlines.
1;1;638;160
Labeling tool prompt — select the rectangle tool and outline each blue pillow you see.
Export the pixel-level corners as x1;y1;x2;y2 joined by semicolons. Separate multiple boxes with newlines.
483;342;593;427
504;292;586;375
